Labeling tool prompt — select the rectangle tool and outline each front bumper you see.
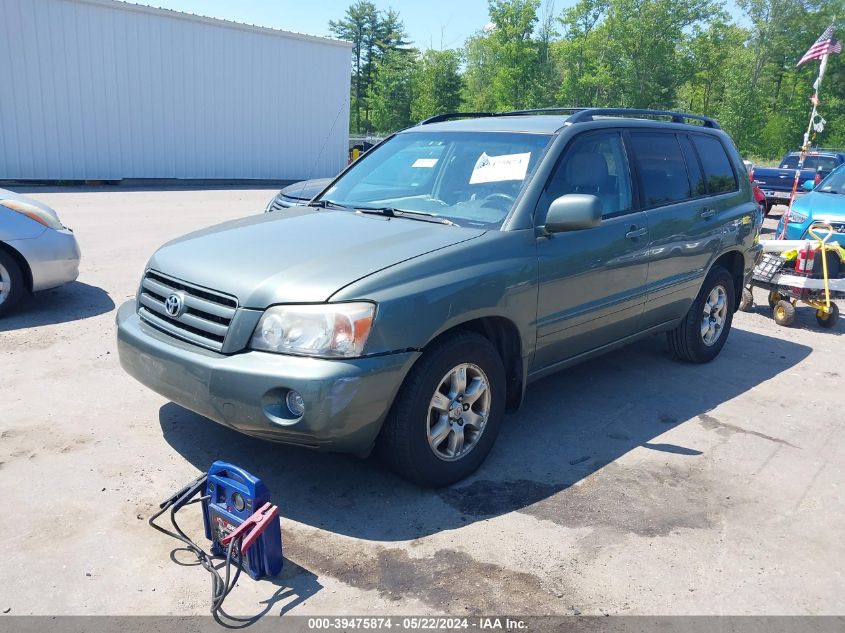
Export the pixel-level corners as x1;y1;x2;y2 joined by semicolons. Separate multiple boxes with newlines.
8;228;81;292
762;190;804;204
116;300;419;453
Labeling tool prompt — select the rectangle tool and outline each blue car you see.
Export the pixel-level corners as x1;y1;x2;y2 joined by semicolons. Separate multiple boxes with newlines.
777;163;845;245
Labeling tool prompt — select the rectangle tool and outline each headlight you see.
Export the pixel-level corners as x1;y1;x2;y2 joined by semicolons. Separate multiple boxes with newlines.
250;302;375;357
788;209;809;224
0;199;64;230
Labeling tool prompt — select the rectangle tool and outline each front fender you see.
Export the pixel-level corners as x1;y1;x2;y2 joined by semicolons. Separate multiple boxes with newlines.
331;230;539;359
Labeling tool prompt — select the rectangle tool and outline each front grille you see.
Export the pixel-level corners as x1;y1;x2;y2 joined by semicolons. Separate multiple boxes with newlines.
137;270;237;351
268;195;302;212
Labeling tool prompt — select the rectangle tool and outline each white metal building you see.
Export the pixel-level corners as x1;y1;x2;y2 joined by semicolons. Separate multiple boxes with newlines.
0;0;352;181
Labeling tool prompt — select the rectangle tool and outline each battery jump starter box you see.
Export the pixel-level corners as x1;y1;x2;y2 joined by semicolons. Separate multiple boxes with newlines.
202;461;283;579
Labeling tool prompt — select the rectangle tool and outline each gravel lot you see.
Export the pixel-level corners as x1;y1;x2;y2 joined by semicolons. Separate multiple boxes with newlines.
1;189;843;617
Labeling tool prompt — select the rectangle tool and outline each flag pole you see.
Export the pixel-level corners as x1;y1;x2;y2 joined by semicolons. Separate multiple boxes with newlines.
779;52;830;239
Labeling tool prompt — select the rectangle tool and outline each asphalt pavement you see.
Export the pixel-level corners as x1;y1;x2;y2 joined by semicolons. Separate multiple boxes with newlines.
1;190;843;617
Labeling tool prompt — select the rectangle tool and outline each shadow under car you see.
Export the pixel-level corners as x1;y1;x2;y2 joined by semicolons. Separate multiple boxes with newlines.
158;327;811;542
0;281;114;331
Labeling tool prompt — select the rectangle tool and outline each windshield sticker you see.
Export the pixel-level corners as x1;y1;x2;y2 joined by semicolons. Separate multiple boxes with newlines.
412;158;439;168
469;152;531;184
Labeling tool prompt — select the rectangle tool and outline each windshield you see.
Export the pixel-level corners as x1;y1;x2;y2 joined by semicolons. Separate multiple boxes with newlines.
815;165;845;194
780;154;840;171
318;131;553;228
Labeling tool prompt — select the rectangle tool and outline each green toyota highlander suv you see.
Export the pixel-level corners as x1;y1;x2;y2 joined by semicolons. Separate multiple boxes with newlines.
117;108;762;486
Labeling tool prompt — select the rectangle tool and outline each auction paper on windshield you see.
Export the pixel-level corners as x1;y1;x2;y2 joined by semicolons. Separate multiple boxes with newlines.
469;152;531;184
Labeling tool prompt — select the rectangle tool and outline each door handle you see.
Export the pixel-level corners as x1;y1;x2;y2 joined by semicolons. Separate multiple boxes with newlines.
700;209;716;219
625;226;647;239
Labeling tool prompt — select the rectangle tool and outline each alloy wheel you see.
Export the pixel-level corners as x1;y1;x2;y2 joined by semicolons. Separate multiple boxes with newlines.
701;284;728;346
0;262;10;306
427;363;491;461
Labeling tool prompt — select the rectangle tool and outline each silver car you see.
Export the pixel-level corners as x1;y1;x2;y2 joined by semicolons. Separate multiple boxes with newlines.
264;178;332;213
0;188;81;317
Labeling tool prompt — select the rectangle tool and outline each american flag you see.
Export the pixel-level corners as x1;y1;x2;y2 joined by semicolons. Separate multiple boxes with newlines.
797;25;842;66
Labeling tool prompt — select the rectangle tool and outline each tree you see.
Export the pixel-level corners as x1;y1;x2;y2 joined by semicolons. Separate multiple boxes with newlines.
411;49;464;122
488;0;542;109
334;0;845;158
679;20;748;114
329;1;379;134
558;0;719;109
329;2;410;133
369;49;416;132
463;28;500;111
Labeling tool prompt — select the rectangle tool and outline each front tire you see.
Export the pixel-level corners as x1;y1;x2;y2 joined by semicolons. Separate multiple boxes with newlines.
0;250;25;318
739;288;754;312
377;331;506;487
816;303;839;329
667;265;735;363
773;300;796;326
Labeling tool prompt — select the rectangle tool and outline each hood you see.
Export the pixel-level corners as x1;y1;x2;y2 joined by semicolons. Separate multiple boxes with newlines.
148;207;485;307
0;188;62;224
280;178;333;201
793;191;845;220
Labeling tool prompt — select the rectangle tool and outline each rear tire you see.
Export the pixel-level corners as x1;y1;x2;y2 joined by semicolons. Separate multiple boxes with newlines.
816;303;839;329
773;300;796;326
0;249;25;318
739;288;754;312
376;331;506;487
667;265;735;363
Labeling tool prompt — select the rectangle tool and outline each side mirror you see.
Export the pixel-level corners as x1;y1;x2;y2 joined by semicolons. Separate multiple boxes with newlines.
802;180;815;191
544;194;602;233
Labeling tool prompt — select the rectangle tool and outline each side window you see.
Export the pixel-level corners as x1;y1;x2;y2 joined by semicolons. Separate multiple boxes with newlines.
628;131;691;207
691;134;738;194
541;131;633;218
679;135;706;197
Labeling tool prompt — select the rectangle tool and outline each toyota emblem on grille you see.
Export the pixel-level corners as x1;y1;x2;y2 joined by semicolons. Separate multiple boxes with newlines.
164;293;184;317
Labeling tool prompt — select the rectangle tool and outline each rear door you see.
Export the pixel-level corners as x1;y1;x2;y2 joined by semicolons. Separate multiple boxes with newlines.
533;130;650;370
632;130;737;327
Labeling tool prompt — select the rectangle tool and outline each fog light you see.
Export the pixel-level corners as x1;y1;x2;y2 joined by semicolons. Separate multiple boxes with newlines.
285;390;305;417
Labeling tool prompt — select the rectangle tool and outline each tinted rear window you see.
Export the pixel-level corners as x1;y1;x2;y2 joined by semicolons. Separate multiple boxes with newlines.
628;132;690;207
679;135;706;197
780;154;841;171
691;135;737;194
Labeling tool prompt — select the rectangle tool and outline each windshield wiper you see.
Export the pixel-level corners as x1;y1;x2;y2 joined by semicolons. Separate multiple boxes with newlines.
310;199;353;210
355;206;458;226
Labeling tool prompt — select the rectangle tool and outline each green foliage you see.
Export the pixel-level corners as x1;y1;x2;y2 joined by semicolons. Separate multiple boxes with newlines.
410;50;464;122
331;0;845;158
330;1;410;133
368;50;416;132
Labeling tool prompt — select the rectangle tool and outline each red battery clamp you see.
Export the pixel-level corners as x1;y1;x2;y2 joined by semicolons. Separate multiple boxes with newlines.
148;463;283;623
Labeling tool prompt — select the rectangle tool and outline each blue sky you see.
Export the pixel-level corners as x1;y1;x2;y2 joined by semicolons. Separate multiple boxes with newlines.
132;0;491;49
134;1;746;50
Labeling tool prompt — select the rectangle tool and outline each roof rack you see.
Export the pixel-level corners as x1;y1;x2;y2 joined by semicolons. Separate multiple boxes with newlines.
417;107;720;129
497;107;586;116
417;112;495;125
567;108;720;129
